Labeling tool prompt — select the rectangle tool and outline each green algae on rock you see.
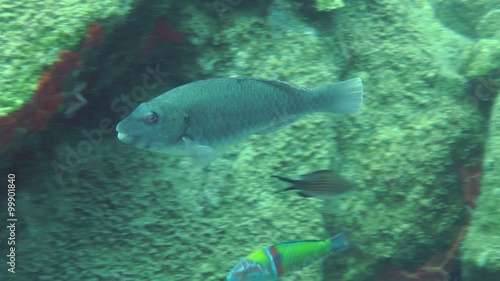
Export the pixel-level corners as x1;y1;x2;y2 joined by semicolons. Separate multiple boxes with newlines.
476;9;500;39
0;1;134;117
461;90;500;280
3;1;490;281
466;39;500;78
430;0;500;38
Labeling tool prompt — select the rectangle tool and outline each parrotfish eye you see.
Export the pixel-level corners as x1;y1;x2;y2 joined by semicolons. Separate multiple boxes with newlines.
144;112;158;124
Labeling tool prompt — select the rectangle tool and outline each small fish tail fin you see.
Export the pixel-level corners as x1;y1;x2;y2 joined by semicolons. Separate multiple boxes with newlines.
272;175;301;192
329;231;350;252
272;175;299;185
311;78;363;114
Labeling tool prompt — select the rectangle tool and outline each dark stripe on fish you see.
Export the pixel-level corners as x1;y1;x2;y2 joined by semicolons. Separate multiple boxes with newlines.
268;246;284;277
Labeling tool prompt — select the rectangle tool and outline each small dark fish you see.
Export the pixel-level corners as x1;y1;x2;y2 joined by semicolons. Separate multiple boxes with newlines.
272;170;353;199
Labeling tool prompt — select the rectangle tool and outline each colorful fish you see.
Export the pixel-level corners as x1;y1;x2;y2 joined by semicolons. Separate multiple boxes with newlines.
226;231;349;281
273;170;353;199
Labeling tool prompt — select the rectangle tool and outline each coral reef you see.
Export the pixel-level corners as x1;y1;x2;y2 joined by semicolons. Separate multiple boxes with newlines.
430;0;500;37
379;227;466;281
141;20;186;56
376;160;483;281
0;1;135;159
466;39;500;77
0;20;106;153
461;88;500;279
193;1;485;280
431;1;500;78
475;9;500;39
0;1;133;117
0;51;81;149
0;1;494;281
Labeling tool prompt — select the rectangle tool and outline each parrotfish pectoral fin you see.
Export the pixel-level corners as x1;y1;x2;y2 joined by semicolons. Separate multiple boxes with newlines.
329;231;350;252
192;145;215;167
182;137;215;167
311;77;363;114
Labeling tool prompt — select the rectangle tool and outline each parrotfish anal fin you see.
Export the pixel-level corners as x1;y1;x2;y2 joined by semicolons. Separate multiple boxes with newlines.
182;137;215;168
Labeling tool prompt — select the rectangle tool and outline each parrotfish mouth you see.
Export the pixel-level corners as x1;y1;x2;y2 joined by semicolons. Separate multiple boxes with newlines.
117;132;137;144
116;131;154;150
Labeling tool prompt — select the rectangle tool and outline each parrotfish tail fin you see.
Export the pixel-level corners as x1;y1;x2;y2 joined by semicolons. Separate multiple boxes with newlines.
311;77;363;114
329;231;350;252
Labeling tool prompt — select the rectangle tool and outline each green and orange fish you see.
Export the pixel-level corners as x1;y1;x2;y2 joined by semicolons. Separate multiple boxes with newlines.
226;231;349;281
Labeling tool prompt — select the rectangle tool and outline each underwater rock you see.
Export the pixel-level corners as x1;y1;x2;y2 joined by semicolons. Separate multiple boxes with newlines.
461;89;500;280
195;1;485;280
476;9;500;39
466;39;500;77
6;1;489;281
0;1;133;117
0;1;135;156
430;0;500;38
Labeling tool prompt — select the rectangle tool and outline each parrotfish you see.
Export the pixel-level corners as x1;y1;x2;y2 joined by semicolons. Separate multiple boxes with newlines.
116;77;363;166
273;170;353;199
226;231;349;281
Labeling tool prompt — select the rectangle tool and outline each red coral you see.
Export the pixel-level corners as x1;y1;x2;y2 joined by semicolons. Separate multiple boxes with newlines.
377;160;483;281
141;20;185;56
0;51;81;146
379;226;467;281
0;21;102;150
0;113;20;148
459;164;482;209
82;21;105;51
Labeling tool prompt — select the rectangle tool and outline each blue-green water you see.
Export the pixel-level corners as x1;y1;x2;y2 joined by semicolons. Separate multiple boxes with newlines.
1;1;499;280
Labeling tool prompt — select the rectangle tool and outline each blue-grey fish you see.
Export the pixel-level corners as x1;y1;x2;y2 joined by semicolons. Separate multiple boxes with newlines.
116;77;363;165
273;170;353;199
